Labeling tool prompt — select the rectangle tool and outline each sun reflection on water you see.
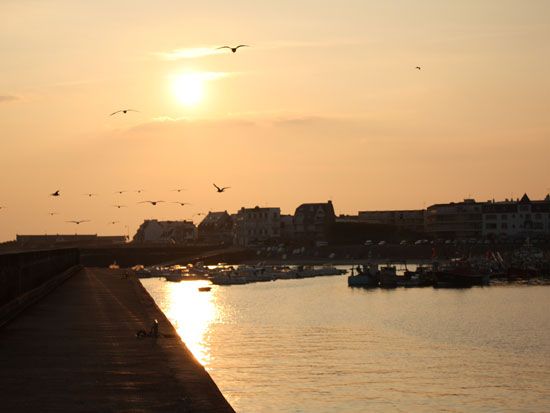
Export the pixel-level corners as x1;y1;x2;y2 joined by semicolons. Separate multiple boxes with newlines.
164;280;217;366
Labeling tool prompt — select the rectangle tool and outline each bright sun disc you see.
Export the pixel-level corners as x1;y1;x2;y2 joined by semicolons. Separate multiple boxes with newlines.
172;73;205;106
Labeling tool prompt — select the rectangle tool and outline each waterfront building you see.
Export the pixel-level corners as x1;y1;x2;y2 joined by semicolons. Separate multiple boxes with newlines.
358;210;425;232
233;206;281;247
132;220;197;244
280;214;295;241
425;199;483;239
482;194;550;239
293;201;336;243
198;211;234;245
336;214;360;223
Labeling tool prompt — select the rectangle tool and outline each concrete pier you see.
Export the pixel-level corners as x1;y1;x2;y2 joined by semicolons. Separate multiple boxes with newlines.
0;267;235;412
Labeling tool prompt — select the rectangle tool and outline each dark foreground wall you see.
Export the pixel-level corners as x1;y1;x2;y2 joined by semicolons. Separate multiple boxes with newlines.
0;248;79;309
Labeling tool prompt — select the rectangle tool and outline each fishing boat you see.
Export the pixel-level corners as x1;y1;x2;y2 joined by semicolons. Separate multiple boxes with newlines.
434;260;489;288
347;264;379;287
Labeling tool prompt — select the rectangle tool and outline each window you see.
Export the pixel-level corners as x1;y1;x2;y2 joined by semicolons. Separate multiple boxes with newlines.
486;223;497;229
535;213;542;220
501;214;508;220
501;223;508;229
486;214;497;220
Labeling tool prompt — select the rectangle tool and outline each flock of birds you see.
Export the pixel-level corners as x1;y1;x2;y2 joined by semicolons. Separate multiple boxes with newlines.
0;43;422;231
41;183;230;226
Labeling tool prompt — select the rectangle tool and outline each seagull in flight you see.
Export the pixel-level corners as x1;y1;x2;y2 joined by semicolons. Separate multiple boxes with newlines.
84;193;98;197
51;190;60;197
48;212;58;216
113;205;127;209
108;221;120;225
135;189;145;194
110;109;139;116
172;202;191;207
139;200;165;206
193;212;205;217
171;188;186;193
213;183;230;193
217;45;249;53
114;190;128;195
415;66;422;70
66;220;90;225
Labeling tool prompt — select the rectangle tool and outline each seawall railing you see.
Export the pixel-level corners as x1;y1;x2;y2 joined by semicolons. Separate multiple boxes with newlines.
0;249;80;323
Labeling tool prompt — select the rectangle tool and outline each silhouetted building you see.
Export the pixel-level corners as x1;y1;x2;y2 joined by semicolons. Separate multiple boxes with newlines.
336;214;359;223
198;211;234;245
234;206;281;247
280;214;295;240
425;199;483;239
15;234;127;249
358;210;425;232
293;201;336;243
482;193;550;239
133;220;197;244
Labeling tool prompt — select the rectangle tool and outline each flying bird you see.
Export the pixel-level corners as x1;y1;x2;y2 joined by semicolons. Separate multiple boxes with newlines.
415;66;422;70
110;109;139;116
213;183;230;193
139;200;165;206
135;189;145;194
108;221;120;225
171;188;186;193
51;190;60;197
66;220;90;225
113;205;127;209
217;45;249;53
114;190;128;195
172;202;191;206
48;212;58;216
84;193;98;197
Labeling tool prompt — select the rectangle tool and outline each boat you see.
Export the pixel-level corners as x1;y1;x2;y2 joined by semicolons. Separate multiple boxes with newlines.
347;264;379;287
379;265;398;288
433;260;489;288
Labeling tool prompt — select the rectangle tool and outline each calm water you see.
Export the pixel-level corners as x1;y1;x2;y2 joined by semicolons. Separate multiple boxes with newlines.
141;270;550;413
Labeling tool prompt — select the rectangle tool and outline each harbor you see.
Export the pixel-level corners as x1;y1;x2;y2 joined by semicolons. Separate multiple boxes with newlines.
141;269;550;413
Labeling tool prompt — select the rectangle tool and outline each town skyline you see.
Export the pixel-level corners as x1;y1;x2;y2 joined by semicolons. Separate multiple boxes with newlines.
1;1;549;241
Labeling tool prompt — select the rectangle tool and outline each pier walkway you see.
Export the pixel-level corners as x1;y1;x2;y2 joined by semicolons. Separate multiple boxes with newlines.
0;267;234;413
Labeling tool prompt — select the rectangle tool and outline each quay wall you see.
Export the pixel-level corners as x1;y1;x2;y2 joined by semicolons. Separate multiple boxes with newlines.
80;244;224;267
0;248;80;319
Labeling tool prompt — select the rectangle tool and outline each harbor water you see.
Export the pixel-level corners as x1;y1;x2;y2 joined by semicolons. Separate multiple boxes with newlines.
141;268;550;413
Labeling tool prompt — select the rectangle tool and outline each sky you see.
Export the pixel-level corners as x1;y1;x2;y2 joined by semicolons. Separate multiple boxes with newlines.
0;0;549;241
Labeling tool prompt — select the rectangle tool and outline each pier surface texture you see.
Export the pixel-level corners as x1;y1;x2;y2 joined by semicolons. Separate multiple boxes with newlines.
0;267;235;413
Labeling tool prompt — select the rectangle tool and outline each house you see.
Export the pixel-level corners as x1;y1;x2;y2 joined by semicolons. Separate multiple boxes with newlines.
234;206;281;247
132;220;197;244
198;211;234;245
293;200;336;243
482;194;550;239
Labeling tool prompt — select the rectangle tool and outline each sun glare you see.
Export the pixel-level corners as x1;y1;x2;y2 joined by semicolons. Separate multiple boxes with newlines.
172;73;205;106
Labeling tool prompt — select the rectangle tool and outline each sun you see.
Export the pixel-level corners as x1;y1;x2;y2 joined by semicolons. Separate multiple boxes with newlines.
172;73;205;106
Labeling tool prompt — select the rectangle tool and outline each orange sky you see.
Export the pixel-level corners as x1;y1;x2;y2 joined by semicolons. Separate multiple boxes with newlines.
1;1;549;241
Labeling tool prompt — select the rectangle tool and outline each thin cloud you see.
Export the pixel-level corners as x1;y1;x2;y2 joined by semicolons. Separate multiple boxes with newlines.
0;95;19;103
157;47;225;60
157;39;366;60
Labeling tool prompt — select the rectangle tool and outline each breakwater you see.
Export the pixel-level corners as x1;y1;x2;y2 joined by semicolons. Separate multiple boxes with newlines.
0;267;234;412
